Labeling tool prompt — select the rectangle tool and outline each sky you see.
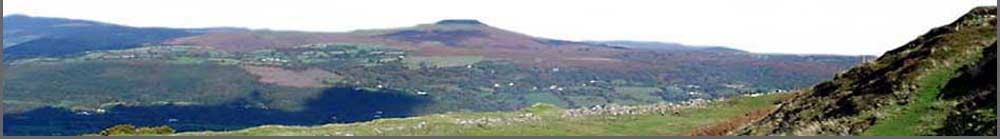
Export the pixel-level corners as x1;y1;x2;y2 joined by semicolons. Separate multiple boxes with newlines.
3;0;995;55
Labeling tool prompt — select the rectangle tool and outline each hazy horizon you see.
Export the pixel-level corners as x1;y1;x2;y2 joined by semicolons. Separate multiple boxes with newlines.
3;0;994;55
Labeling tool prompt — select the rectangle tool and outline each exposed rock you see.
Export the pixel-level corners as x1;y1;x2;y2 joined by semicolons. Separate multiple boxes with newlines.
933;43;997;136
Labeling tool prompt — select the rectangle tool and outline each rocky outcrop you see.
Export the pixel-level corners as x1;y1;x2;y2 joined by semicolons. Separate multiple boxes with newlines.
934;43;996;136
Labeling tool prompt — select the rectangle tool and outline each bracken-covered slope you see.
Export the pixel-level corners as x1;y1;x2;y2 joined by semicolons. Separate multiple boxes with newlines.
736;6;997;136
2;15;198;60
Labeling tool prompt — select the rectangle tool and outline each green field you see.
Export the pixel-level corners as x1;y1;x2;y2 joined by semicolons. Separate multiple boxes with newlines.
402;56;484;69
2;60;324;113
167;94;785;136
861;66;958;136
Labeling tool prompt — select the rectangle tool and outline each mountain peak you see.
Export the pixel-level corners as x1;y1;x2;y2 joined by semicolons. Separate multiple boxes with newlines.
435;19;486;25
3;14;32;19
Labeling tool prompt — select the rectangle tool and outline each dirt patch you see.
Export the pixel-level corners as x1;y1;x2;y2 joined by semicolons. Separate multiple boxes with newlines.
687;108;775;136
240;65;339;88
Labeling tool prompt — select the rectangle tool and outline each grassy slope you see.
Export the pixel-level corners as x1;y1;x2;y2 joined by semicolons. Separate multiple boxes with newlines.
862;10;994;135
170;94;786;136
862;42;994;136
736;7;996;136
860;66;960;135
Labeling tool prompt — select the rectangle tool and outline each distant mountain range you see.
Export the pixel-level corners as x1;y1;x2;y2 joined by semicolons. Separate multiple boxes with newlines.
2;15;751;61
583;41;747;53
0;15;257;59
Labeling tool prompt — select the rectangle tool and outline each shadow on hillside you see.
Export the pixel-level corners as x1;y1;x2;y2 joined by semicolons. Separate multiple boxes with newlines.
2;87;432;136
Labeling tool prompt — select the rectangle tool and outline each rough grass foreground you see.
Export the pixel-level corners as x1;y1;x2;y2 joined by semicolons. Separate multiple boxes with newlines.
164;93;787;136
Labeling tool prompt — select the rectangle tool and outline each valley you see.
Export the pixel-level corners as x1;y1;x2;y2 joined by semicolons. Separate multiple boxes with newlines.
3;5;994;136
1;15;865;136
